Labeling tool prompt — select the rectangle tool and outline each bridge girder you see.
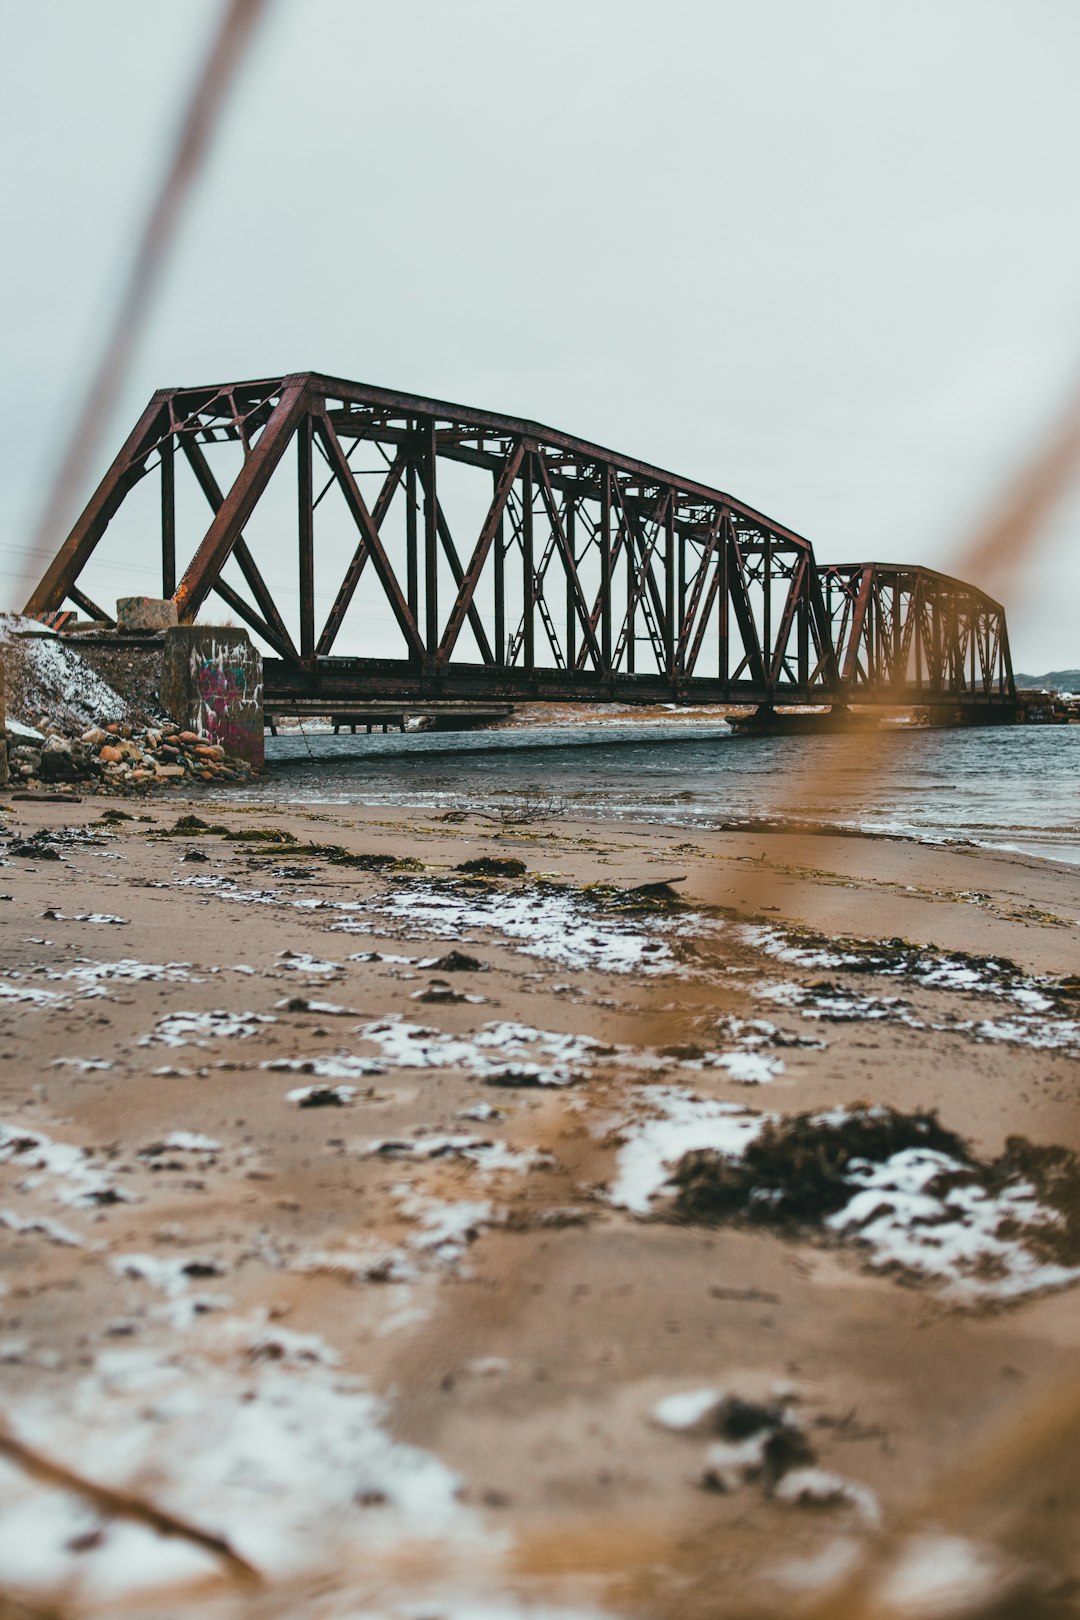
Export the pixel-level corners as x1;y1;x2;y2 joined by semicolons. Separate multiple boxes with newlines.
23;372;1014;711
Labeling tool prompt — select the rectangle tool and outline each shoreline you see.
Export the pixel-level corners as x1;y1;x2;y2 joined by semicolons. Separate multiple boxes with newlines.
1;792;1079;1615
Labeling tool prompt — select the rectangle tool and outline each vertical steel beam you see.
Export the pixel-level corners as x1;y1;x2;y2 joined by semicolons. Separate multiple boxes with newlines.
624;500;636;675
494;484;505;663
297;413;314;662
664;496;675;676
677;523;686;673
421;417;438;657
522;451;534;670
718;514;730;681
797;555;809;687
600;471;612;676
565;495;576;671
406;444;419;622
160;433;176;598
763;533;772;697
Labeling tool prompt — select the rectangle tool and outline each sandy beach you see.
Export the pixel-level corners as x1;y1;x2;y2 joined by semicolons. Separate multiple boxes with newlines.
1;792;1079;1618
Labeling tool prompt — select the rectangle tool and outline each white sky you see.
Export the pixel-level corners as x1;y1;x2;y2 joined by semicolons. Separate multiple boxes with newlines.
2;0;1079;672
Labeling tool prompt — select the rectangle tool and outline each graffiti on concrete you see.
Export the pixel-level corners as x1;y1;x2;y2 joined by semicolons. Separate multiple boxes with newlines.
190;638;263;758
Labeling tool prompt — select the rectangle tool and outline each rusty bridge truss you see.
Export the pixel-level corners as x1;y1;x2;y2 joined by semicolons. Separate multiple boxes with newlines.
25;372;1015;713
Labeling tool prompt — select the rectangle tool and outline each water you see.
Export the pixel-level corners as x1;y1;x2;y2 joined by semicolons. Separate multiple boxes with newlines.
221;721;1080;864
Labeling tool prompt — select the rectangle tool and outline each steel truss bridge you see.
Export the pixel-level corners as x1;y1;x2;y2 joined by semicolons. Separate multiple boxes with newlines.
25;372;1015;716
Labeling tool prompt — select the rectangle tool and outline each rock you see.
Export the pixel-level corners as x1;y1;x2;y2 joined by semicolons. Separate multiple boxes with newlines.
99;745;122;763
80;728;108;746
178;731;199;744
155;764;186;779
115;596;179;631
194;744;225;760
40;736;82;782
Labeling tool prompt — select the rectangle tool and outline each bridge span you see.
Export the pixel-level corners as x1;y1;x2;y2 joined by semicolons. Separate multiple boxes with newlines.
25;372;1015;718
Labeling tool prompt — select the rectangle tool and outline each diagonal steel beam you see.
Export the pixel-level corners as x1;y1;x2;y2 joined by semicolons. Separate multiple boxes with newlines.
608;480;671;666
534;454;603;672
675;515;723;673
840;564;874;685
175;376;310;621
211;578;304;666
768;554;809;683
68;584;116;626
685;537;727;677
436;440;524;666
25;392;170;614
315;450;406;656
433;500;496;665
181;435;299;661
313;413;425;662
726;533;768;688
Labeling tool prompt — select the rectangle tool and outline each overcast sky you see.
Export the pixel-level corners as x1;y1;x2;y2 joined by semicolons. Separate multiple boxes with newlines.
2;0;1080;671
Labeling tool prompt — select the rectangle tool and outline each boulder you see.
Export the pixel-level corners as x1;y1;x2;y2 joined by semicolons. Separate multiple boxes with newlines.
116;597;179;632
39;735;81;782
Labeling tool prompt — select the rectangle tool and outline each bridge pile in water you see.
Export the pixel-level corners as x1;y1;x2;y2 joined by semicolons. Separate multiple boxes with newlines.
25;373;1015;721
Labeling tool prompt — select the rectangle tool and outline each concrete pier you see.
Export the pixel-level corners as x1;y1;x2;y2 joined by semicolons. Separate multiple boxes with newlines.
160;627;264;768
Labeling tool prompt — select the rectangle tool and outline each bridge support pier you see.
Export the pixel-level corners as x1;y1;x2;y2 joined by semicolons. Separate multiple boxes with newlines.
732;702;1018;735
729;706;870;736
160;627;264;767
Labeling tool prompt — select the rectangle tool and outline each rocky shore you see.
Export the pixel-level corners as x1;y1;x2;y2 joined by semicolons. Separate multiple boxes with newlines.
8;720;257;792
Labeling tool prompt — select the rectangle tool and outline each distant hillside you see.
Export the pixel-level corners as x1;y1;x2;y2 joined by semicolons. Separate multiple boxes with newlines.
1015;669;1080;690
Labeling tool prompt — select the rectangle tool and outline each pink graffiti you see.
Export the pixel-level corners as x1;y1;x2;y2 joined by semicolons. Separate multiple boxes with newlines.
195;661;256;755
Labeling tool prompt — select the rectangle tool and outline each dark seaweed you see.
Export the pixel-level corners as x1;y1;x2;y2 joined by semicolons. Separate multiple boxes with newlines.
670;1107;970;1227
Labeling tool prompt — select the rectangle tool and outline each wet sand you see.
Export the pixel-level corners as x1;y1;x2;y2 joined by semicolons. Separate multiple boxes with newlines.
1;794;1079;1618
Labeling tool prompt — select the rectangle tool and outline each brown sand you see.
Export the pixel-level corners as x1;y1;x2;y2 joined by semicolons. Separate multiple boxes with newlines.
1;793;1078;1617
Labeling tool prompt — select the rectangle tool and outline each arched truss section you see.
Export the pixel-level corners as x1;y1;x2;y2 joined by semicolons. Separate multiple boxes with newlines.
24;373;1013;710
820;564;1015;706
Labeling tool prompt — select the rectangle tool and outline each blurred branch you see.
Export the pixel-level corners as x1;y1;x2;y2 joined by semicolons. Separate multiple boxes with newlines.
18;0;273;610
0;1418;261;1584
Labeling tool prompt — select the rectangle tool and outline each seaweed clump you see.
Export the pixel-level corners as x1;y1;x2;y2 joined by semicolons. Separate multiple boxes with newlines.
456;856;528;878
165;814;229;837
701;1396;815;1488
584;880;691;916
670;1106;969;1227
989;1138;1080;1264
157;817;421;870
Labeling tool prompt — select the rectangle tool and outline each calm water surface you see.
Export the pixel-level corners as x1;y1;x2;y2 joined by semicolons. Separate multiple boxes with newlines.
219;722;1080;864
